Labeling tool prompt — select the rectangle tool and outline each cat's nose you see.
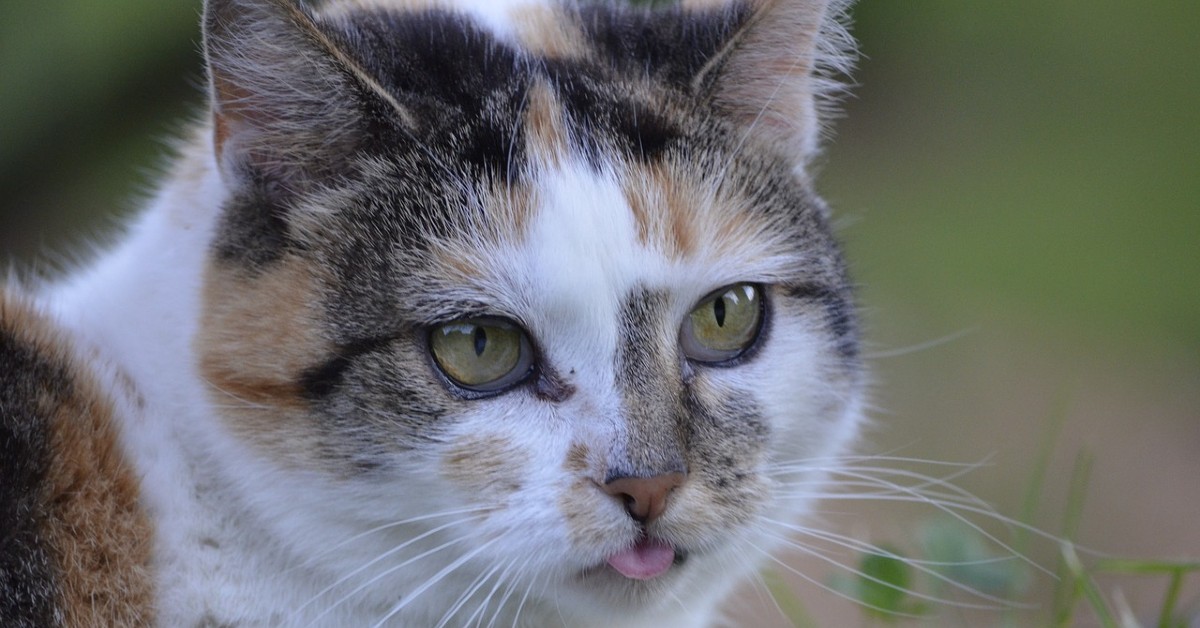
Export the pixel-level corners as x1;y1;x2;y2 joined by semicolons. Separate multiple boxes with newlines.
602;472;686;524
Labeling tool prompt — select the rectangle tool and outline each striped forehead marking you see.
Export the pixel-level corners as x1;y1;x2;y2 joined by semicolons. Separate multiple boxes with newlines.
523;79;572;168
525;158;650;344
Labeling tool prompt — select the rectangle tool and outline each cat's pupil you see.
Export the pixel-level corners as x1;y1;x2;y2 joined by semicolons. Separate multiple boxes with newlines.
473;326;487;357
713;297;727;327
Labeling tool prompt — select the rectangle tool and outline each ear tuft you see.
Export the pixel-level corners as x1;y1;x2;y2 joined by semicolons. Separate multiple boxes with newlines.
695;0;856;164
203;0;409;194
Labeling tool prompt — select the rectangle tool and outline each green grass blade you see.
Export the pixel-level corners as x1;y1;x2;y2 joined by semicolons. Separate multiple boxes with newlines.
1052;450;1095;625
1016;392;1073;554
1061;542;1119;628
1156;568;1186;628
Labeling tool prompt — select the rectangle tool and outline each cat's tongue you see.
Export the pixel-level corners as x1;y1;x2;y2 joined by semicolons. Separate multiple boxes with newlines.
606;538;675;580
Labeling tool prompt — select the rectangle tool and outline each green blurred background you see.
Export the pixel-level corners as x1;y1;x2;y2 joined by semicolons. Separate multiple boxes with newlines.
1;1;1196;624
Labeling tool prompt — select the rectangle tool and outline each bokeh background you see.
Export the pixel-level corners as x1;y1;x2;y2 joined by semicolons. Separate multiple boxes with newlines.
2;1;1196;625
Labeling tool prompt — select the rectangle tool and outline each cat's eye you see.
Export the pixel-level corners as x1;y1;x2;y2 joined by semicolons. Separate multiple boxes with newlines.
429;317;534;392
680;283;764;363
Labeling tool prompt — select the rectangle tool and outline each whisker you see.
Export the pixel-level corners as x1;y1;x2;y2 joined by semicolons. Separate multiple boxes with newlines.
764;452;994;475
769;455;1086;555
295;505;494;570
435;558;506;628
747;569;792;628
775;470;1057;577
783;519;1016;569
763;518;1032;609
796;487;1060;573
758;526;1016;613
371;537;501;628
508;567;542;628
464;562;509;628
200;376;274;411
773;456;995;489
791;464;998;510
778;482;987;511
768;453;992;471
301;516;486;626
743;536;930;620
863;327;978;360
477;556;530;628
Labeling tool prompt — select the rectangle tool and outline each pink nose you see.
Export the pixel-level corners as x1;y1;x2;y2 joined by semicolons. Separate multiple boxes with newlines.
602;473;686;523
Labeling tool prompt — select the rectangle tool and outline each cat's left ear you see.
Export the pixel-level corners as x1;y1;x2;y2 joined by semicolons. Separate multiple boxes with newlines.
203;0;413;195
691;0;853;163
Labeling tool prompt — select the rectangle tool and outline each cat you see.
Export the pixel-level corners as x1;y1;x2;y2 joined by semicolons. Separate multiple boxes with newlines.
0;0;864;625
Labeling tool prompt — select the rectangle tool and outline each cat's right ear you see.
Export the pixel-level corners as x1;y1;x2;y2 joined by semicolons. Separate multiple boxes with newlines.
687;0;854;165
203;0;413;196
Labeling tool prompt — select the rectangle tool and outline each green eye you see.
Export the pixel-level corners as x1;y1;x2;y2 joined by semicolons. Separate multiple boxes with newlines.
429;318;533;392
681;283;764;363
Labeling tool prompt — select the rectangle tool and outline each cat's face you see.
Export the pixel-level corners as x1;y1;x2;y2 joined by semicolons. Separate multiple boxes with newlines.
196;0;863;620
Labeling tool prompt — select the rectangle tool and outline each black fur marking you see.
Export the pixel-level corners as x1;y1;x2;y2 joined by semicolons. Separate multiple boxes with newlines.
0;326;61;626
299;336;398;399
783;283;859;360
534;369;575;403
575;3;751;89
540;63;682;163
211;183;292;268
314;340;455;455
326;10;528;177
543;2;750;161
613;101;679;161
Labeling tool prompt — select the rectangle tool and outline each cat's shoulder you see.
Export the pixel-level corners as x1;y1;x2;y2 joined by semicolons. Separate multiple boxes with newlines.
0;289;154;627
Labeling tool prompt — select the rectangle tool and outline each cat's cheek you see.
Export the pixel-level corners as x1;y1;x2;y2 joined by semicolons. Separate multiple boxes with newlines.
440;433;527;501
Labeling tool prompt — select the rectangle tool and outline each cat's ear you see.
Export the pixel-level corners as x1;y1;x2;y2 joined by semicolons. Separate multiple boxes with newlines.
691;0;852;163
203;0;412;194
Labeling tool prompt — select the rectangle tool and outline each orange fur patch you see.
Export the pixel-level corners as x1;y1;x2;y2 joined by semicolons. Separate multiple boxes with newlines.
196;256;330;462
0;293;155;624
523;81;571;169
557;442;620;548
510;4;588;59
558;477;613;548
563;441;591;474
621;162;703;259
442;434;524;498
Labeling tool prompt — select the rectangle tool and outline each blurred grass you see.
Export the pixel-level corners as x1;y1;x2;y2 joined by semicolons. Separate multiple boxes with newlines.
0;0;198;264
825;1;1200;360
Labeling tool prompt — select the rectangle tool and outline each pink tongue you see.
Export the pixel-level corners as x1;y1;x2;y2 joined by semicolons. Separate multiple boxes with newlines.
606;538;675;580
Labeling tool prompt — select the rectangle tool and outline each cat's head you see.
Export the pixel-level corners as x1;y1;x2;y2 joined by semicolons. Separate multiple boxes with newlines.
195;0;863;620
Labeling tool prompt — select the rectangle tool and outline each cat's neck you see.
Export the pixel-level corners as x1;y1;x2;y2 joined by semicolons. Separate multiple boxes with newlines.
49;133;220;394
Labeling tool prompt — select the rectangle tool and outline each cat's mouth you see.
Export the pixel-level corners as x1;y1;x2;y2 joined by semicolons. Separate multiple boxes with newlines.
598;537;689;581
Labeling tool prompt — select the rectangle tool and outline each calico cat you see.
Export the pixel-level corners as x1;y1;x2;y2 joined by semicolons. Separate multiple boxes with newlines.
0;0;863;625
